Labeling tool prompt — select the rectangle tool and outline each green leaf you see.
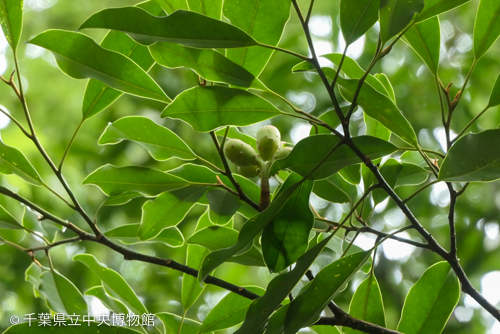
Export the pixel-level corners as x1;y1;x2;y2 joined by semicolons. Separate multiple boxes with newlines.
339;164;362;184
313;174;358;204
338;77;418;146
199;181;301;282
4;322;140;333
187;0;222;19
235;234;334;334
440;129;500;181
396;162;430;187
200;286;265;333
344;274;386;334
29;30;170;103
270;135;398;180
162;86;282;132
150;42;265;89
207;188;240;225
379;0;425;43
374;73;396;102
139;187;205;240
85;285;129;315
216;127;257;147
105;224;185;247
73;254;148;315
403;16;440;75
99;116;196;161
312;325;342;334
416;0;470;22
284;251;371;334
182;244;210;311
82;31;156;120
156;313;202;334
0;139;43;185
103;192;143;206
38;270;88;315
365;113;391;141
487;72;500;108
265;303;290;334
0;0;22;50
397;262;460;334
0;205;22;229
153;0;187;13
79;7;257;48
224;0;291;76
262;173;314;273
474;0;500;59
83;164;189;196
340;0;380;45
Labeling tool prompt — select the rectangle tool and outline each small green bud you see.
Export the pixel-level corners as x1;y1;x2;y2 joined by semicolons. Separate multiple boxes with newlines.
223;139;258;166
238;165;260;178
257;125;281;161
274;146;292;160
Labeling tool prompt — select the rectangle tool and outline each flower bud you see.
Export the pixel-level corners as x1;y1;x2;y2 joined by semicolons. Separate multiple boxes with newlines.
238;165;260;178
274;146;292;160
257;125;280;161
223;139;258;166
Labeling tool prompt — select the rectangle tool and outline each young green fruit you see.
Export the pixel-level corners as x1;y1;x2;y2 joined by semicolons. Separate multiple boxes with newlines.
223;139;259;166
238;165;260;178
274;146;292;160
257;125;281;161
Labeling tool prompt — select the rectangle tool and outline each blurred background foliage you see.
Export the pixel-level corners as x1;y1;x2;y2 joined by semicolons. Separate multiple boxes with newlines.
0;0;499;333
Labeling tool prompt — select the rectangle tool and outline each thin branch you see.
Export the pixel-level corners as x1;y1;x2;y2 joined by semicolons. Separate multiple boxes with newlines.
402;179;440;204
452;105;490;144
446;182;458;259
59;119;84;172
257;42;311;62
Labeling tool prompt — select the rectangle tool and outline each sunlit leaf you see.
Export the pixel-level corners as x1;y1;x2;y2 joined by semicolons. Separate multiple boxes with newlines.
403;16;440;75
79;7;257;48
182;244;210;311
29;30;170;103
397;262;460;334
0;205;22;229
340;0;380;45
207;188;240;225
416;0;470;22
379;0;425;43
153;0;187;13
474;0;500;59
0;139;43;186
162;86;282;132
0;0;23;50
156;313;202;334
83;164;189;196
187;0;222;19
105;224;185;248
38;270;88;315
85;286;129;315
99;116;196;161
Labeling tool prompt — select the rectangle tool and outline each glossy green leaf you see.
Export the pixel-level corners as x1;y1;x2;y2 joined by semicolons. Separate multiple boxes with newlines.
474;0;500;59
207;188;240;225
396;162;430;187
105;224;184;247
83;164;189;196
262;173;314;273
162;86;282;132
0;205;22;229
139;187;205;240
487;72;500;108
153;0;187;13
379;0;425;43
99;116;196;161
85;285;129;315
339;165;362;184
344;274;386;334
284;251;371;334
340;0;380;45
375;73;396;102
156;313;202;334
312;325;342;334
270;135;398;180
29;30;170;103
265;303;290;334
199;181;301;282
182;244;210;311
0;0;22;50
224;0;291;76
313;173;358;204
440;129;500;181
338;77;418;146
403;16;440;75
73;254;148;315
365;113;391;141
39;270;88;315
0;139;43;185
235;234;334;334
200;286;265;333
372;159;403;204
82;31;156;120
103;192;144;207
150;42;265;89
4;322;140;333
187;0;222;19
416;0;470;22
79;7;257;48
397;262;460;334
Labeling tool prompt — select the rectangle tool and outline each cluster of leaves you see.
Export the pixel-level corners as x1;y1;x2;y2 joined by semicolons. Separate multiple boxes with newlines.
0;0;500;333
